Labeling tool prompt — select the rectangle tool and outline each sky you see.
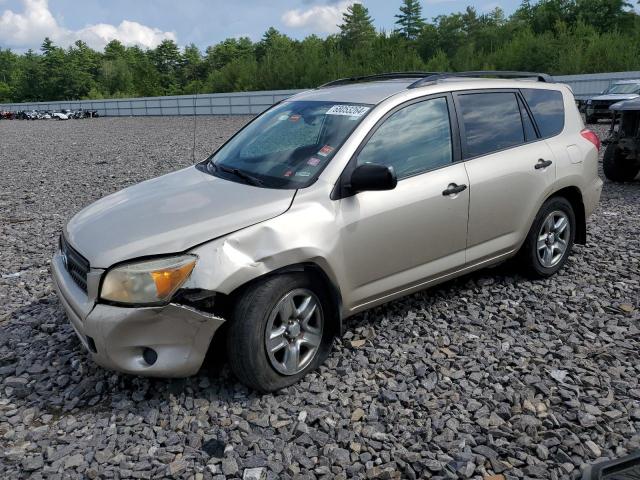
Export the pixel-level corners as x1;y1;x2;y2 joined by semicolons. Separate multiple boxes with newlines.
0;0;523;52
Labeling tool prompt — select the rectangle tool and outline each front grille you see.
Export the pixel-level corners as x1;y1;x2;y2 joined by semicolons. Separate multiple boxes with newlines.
592;100;614;109
60;236;90;293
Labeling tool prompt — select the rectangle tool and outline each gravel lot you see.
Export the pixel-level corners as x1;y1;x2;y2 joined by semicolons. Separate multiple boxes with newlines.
0;117;638;480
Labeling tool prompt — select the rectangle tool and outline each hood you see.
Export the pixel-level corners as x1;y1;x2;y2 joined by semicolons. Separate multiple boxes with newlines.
591;93;639;102
611;97;640;111
65;166;295;268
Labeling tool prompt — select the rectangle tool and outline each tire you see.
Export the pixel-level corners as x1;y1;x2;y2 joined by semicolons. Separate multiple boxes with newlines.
226;273;335;392
603;143;639;182
520;197;576;278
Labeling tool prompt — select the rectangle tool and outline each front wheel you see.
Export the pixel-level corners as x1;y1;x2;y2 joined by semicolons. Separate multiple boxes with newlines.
520;197;575;278
226;273;334;392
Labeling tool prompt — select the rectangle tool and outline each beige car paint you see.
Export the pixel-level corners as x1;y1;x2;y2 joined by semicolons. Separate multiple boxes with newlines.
52;77;603;377
463;140;557;264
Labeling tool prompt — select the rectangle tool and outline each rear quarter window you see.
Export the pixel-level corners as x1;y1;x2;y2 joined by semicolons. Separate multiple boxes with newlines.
521;89;565;137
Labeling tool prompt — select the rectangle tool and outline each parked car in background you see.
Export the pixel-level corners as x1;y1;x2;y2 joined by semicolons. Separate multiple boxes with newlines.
52;71;603;392
585;80;640;123
52;111;69;120
603;97;640;181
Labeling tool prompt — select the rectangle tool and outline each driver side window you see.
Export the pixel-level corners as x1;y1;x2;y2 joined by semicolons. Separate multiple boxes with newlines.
357;97;453;179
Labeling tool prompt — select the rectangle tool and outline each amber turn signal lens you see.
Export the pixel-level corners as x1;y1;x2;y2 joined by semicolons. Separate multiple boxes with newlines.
100;254;197;305
151;262;196;299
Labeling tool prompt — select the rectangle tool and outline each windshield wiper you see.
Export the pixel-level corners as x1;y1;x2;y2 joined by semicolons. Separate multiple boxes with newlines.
210;163;264;186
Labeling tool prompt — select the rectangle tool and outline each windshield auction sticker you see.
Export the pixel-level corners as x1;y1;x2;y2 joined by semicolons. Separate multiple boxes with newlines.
326;105;370;117
317;145;334;157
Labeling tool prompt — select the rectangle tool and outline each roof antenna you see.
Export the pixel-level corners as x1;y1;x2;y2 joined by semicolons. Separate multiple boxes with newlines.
192;88;198;162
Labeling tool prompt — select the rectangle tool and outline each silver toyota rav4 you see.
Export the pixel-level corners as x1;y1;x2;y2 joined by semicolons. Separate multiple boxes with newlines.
52;71;603;391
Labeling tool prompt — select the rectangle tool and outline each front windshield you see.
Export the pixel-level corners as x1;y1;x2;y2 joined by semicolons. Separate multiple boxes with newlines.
605;83;640;94
208;100;372;189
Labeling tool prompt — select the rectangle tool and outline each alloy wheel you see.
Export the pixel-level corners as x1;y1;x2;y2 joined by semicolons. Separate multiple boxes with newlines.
537;210;571;268
265;288;323;376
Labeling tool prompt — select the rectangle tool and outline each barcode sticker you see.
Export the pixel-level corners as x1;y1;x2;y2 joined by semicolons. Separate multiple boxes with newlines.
326;105;370;117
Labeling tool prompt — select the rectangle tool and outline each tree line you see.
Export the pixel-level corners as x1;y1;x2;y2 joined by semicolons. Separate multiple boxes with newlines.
1;0;639;103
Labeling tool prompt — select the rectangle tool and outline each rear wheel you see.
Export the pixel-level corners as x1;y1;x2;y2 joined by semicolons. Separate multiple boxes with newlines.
520;197;575;278
603;143;639;182
226;273;334;392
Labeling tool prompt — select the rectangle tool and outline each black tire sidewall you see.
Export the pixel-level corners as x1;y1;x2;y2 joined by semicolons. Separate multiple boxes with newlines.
226;273;334;392
603;143;640;182
522;197;576;278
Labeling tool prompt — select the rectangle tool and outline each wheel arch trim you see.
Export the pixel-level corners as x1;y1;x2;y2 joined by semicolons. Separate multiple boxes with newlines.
226;261;345;336
547;185;587;244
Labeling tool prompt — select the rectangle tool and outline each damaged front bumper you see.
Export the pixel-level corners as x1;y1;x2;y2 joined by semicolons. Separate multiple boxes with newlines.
51;251;225;377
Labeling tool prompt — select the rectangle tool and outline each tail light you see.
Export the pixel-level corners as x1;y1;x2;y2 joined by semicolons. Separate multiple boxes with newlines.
581;128;601;152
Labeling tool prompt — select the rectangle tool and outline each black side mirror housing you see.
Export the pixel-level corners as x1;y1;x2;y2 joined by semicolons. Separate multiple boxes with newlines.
349;163;398;193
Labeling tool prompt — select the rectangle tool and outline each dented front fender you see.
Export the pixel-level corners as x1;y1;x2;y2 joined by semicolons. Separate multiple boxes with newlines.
183;182;344;308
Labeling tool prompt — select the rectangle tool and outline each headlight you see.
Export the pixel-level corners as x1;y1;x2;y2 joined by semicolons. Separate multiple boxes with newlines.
101;255;197;305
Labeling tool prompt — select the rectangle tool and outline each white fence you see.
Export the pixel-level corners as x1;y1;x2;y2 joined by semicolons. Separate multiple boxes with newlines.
1;71;639;116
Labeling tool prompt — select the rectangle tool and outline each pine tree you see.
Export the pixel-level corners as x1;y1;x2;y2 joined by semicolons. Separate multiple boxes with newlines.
339;3;376;51
395;0;426;40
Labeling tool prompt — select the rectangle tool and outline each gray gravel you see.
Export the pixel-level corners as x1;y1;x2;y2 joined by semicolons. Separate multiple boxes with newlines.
1;117;639;479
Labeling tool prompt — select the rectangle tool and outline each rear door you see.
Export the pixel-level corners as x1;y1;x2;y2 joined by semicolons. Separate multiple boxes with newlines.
455;90;557;264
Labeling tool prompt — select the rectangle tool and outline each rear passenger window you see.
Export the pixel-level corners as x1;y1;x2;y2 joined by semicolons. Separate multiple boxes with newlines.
521;89;565;137
457;92;524;158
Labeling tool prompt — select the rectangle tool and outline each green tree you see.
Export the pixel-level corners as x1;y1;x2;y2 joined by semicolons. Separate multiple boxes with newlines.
574;0;634;32
207;57;259;92
99;40;134;96
395;0;426;40
255;29;296;89
425;49;451;71
256;28;287;60
151;39;182;94
65;40;99;99
129;46;162;96
339;3;376;50
0;48;19;100
181;43;205;92
40;37;69;100
2;0;640;103
15;49;44;101
206;37;254;70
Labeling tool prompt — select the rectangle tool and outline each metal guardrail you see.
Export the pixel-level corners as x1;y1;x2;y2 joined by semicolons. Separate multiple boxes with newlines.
1;72;639;116
554;71;640;100
0;90;305;117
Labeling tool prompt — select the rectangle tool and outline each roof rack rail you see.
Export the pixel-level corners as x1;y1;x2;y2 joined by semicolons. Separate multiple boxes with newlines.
408;71;553;88
318;72;440;89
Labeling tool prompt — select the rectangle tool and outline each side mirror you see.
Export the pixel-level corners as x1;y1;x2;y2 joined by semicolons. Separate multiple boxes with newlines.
349;163;397;193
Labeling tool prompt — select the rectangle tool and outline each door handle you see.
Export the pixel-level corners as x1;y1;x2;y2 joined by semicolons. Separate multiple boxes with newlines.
442;183;467;196
535;159;553;169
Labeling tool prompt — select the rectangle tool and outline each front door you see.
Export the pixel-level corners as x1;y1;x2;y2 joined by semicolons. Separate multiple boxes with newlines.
336;95;470;311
